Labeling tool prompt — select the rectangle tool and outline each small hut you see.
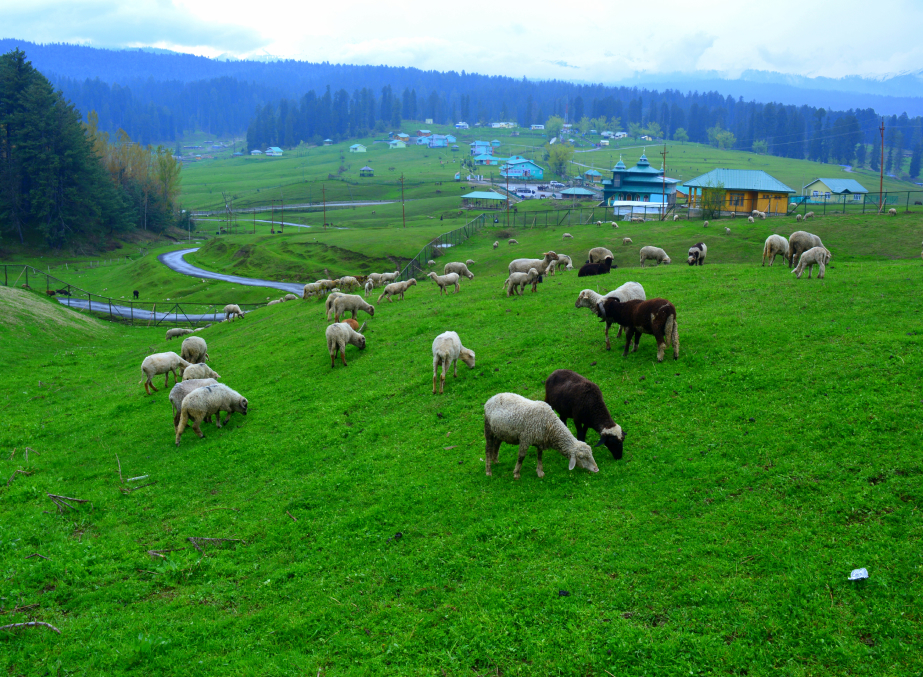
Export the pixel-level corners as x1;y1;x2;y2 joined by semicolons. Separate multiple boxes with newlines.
461;191;507;210
359;166;374;178
560;187;598;201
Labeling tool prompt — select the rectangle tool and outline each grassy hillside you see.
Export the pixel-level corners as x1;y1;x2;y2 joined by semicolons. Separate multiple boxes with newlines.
1;227;921;674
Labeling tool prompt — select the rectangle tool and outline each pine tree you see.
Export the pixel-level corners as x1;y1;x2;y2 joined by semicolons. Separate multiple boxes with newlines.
909;143;922;179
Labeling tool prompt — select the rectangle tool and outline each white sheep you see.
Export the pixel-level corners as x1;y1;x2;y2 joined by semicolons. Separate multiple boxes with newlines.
762;234;790;267
466;259;476;266
364;279;374;297
673;215;680;221
427;271;461;295
724;227;731;235
888;208;897;216
555;255;574;272
483;393;600;479
562;233;574;240
509;251;558;275
427;259;436;266
508;239;519;245
180;336;208;364
639;246;671;267
337;276;361;292
267;298;282;306
493;241;499;249
175;384;248;446
804;211;815;219
332;294;375;322
302;282;325;299
444;262;474;279
379;270;401;285
366;273;383;288
587;247;614;264
748;216;754;223
283;293;299;302
377;279;417;302
792;246;831;279
575;282;646;341
789;231;825;267
503;268;540;296
789;202;797;211
325;292;345;321
223;304;245;322
623;237;633;245
611;221;619;228
431;331;476;394
168;378;218;430
325;322;366;367
183;363;220;381
703;220;709;228
165;328;193;341
751;210;760;217
795;213;803;222
140;352;191;395
759;211;767;219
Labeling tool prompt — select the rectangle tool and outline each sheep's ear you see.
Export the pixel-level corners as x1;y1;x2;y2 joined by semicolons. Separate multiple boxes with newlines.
568;455;577;471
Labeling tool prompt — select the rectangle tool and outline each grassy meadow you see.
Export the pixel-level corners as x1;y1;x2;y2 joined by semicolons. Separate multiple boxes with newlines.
1;208;922;674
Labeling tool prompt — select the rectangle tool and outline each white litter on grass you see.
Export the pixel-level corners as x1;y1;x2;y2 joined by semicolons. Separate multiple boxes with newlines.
849;568;869;581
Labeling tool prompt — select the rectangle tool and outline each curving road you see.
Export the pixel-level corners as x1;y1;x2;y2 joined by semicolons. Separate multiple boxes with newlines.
158;248;306;294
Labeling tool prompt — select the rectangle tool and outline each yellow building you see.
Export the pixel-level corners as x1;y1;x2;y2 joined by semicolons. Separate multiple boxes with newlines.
684;169;795;215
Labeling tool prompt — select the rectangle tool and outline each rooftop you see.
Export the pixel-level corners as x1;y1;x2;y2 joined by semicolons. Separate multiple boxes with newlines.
806;177;869;194
684;169;795;193
461;191;507;201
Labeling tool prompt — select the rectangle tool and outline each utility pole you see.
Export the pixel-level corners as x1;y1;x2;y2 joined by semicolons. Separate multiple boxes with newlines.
322;185;327;231
506;169;510;228
280;194;284;234
879;117;885;214
400;174;406;228
660;143;668;221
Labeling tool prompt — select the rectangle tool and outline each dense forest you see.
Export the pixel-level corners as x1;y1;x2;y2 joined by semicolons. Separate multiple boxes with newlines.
0;49;183;247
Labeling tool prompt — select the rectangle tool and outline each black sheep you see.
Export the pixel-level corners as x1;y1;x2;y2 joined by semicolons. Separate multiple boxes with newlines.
544;369;625;460
577;257;614;277
598;297;680;362
133;290;140;299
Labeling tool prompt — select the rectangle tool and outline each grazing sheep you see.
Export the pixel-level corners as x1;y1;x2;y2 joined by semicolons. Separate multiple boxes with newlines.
748;216;754;223
575;282;646;344
379;270;401;285
427;260;436;266
444;262;475;279
795;213;803;222
758;211;767;219
752;210;760;217
509;251;558;276
789;202;797;211
165;327;194;341
555;254;574;272
483;393;600;479
183;363;220;381
427;271;461;295
466;259;476;266
544;369;625;460
169;378;218;430
364;279;374;297
431;331;476;394
611;222;619;229
366;273;383;288
562;233;574;239
597;297;680;361
623;237;633;245
788;231;825;268
180;336;208;364
888;208;897;216
673;215;680;222
724;227;731;235
508;239;519;245
578;259;614;277
792;246;831;279
140;352;191;395
493;241;499;249
133;290;139;299
630;216;644;223
703;220;709;228
639;246;671;267
175;384;248;446
503;268;541;296
325;322;366;367
332;294;375;322
804;211;815;219
223;304;245;322
336;276;360;292
762;234;790;267
325;292;345;321
378;279;417;302
687;242;707;266
283;293;299;302
587;247;615;264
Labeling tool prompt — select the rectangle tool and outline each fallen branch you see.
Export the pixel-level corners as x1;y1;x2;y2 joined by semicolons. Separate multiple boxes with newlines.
7;470;32;486
0;604;39;616
147;547;187;560
120;481;157;494
24;447;38;462
25;553;49;560
286;511;297;522
186;537;242;553
127;475;149;483
8;448;15;461
47;494;89;513
116;454;122;482
0;621;61;634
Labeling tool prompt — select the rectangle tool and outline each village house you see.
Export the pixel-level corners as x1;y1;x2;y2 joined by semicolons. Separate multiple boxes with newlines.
388;140;406;149
803;178;868;203
602;153;680;216
473;153;501;166
500;158;545;180
470;141;492;156
417;129;433;137
349;143;367;153
265;146;283;156
455;122;469;129
396;133;411;144
684;168;796;215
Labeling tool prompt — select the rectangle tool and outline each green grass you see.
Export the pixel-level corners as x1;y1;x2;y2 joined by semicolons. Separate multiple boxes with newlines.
1;218;922;674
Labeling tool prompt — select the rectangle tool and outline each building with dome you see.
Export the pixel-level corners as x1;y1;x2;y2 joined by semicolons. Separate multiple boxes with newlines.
601;153;680;216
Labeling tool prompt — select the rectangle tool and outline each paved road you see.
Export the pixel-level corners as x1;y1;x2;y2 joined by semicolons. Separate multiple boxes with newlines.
158;248;306;294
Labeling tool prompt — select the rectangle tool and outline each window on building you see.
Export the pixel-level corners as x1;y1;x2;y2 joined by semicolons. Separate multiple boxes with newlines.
612;175;621;187
825;192;831;199
812;190;819;197
853;194;861;201
730;193;745;206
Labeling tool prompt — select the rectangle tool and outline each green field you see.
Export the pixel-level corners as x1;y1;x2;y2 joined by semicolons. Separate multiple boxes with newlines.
1;210;922;674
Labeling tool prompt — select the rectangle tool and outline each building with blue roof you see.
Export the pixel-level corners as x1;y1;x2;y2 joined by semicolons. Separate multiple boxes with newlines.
602;153;680;215
685;168;795;215
473;153;500;166
500;158;544;180
803;178;868;203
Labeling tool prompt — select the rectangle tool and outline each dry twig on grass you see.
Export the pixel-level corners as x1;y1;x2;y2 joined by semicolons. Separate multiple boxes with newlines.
0;604;39;616
7;470;32;486
24;447;38;462
286;511;297;522
47;494;89;514
116;454;122;482
0;621;61;634
146;548;187;559
186;537;242;553
8;448;15;461
25;553;49;560
120;481;157;494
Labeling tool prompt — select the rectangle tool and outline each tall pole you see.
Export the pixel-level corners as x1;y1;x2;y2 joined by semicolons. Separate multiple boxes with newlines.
879;117;885;214
506;169;510;228
401;174;406;228
322;185;327;231
280;195;284;234
660;143;668;221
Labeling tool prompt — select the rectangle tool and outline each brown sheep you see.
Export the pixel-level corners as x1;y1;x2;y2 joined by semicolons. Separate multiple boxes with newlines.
597;297;680;362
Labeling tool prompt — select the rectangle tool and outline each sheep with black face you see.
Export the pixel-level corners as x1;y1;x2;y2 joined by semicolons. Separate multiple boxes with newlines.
544;369;625;460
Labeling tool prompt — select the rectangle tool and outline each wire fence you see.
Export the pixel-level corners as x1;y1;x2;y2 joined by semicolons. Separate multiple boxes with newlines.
399;213;488;281
2;265;266;327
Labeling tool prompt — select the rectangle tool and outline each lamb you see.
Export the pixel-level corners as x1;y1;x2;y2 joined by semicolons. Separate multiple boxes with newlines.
364;279;375;297
444;262;475;279
623;237;633;245
140;352;191;395
379;270;401;285
575;281;646;344
562;233;574;239
508;239;519;245
325;321;366;367
611;222;619;229
762;234;790;267
795;214;803;222
673;215;680;221
175;384;248;446
788;231;825;268
703;220;709;228
687;242;707;265
483;393;600;479
577;259;613;277
283;293;299;302
180;336;208;364
165;328;194;341
325;292;345;320
544;369;625;460
366;273;383;287
466;259;476;266
724;227;731;235
223;304;245;322
639;246;671;267
168;378;218;429
888;208;897;216
509;251;558;275
791;246;831;279
267;299;282;306
748;216;754;223
427;260;436;266
503;268;540;296
332;294;375;322
377;278;416;302
587;247;614;264
555;254;574;271
427;271;461;295
431;331;476;394
804;211;815;219
183;363;220;380
597;297;680;361
493;241;499;249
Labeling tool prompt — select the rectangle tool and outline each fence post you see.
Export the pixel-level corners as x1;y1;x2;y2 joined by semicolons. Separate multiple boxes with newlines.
3;265;6;287
907;192;910;212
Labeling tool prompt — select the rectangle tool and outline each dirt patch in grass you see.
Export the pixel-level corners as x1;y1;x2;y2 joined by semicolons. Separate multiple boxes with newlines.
0;286;107;333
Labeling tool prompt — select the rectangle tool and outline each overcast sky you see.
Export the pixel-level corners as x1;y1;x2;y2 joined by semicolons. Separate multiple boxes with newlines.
4;0;923;81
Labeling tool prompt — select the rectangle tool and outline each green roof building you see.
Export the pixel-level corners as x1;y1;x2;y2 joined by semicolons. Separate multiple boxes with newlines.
602;153;680;215
684;169;795;215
